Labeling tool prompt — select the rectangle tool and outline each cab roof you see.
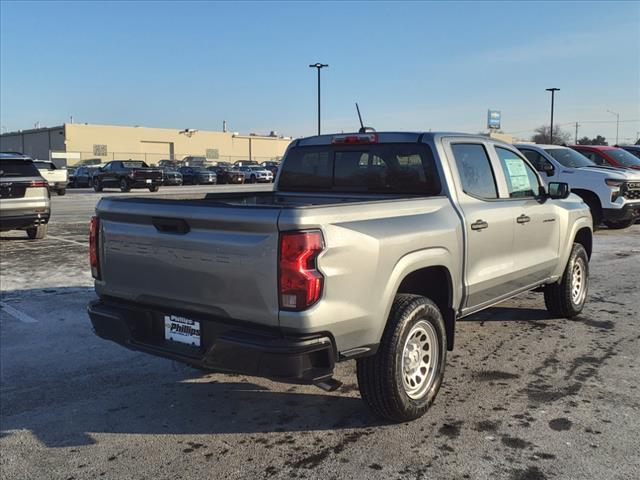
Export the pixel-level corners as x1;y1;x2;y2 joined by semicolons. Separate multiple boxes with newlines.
294;131;509;148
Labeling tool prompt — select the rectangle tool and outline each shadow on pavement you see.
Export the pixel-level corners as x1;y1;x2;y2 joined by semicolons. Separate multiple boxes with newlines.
0;287;383;448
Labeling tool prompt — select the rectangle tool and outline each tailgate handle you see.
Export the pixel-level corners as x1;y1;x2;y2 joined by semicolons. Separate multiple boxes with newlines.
152;217;190;234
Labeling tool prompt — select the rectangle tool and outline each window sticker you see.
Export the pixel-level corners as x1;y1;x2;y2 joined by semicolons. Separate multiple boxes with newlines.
504;158;530;192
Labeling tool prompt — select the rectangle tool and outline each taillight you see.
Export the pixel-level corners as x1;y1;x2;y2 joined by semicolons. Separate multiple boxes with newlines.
332;133;378;144
89;216;100;279
28;180;48;188
279;231;324;310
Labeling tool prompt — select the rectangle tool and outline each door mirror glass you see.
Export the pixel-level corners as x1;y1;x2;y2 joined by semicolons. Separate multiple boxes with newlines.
548;182;570;199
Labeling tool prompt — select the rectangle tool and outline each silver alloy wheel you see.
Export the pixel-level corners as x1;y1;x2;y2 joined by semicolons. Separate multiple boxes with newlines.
401;320;439;400
571;257;587;305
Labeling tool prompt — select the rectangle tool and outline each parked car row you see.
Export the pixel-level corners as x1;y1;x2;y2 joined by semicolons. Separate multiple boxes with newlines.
67;160;279;191
515;144;640;230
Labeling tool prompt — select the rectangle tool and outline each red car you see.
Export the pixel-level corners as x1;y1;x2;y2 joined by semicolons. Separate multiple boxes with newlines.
570;145;640;171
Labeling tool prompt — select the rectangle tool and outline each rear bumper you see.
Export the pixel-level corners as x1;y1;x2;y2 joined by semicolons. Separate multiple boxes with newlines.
131;180;162;188
603;203;640;221
196;178;217;184
87;298;335;384
48;181;68;190
0;212;50;231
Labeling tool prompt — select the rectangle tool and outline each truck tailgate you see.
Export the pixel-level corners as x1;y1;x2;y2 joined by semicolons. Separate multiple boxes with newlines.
95;198;281;327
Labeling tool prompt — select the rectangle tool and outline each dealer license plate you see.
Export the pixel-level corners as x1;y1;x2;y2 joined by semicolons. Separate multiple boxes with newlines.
164;315;201;347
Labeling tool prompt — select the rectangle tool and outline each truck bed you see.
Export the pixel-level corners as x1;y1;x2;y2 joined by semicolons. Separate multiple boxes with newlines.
101;190;414;209
94;191;423;329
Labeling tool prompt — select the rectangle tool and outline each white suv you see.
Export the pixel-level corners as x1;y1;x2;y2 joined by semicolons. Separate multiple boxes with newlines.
0;153;50;239
515;144;640;229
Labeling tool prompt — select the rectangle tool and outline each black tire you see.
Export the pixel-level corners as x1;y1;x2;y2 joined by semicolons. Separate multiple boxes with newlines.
148;185;159;192
603;218;635;229
120;178;131;192
57;188;66;196
26;224;47;240
93;178;103;192
544;243;589;318
250;175;257;184
356;294;447;422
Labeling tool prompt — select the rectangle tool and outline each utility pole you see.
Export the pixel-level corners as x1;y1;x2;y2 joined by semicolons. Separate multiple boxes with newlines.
309;63;328;136
574;122;580;144
606;109;620;145
545;88;560;144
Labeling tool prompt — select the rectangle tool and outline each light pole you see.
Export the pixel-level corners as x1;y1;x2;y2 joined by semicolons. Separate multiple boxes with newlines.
546;88;560;144
606;109;620;145
309;63;328;136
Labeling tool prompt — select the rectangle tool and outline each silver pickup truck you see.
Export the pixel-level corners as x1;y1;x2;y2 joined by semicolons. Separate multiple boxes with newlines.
88;132;593;421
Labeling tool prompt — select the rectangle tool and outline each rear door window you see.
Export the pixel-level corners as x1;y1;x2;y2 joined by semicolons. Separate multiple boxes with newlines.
450;144;498;199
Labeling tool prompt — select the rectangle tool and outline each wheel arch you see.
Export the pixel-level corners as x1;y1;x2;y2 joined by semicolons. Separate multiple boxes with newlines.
574;226;593;259
395;265;456;351
572;189;602;212
379;246;459;352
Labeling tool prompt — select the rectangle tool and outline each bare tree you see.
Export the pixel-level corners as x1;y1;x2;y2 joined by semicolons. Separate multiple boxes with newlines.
531;125;572;145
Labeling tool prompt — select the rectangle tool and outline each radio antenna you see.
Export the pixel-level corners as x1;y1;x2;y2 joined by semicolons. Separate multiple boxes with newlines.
356;102;364;131
355;102;375;133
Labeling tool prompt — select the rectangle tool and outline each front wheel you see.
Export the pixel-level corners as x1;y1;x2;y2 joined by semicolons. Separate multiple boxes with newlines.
250;175;257;184
148;185;159;192
93;178;103;192
120;179;131;192
26;224;48;240
603;218;635;229
544;243;589;318
357;294;446;422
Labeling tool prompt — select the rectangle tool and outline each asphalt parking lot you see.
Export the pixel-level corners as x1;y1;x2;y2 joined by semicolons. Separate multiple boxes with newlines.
1;186;639;480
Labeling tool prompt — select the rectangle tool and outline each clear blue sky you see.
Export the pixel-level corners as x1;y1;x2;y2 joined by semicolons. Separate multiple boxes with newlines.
1;1;639;142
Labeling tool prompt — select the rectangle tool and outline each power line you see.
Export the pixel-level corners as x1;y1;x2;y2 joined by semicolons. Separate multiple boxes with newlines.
505;119;639;135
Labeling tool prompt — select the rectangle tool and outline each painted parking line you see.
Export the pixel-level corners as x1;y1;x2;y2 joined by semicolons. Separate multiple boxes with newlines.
0;302;38;323
46;235;87;246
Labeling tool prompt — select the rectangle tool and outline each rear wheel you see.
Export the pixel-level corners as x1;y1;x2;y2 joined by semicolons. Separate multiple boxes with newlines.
250;175;257;184
120;178;131;192
603;218;635;229
93;178;103;192
57;188;66;196
26;224;48;240
148;185;159;192
357;294;446;422
544;243;589;318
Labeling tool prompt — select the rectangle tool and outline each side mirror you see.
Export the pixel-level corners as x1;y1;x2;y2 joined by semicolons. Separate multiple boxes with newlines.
548;182;570;200
542;162;555;176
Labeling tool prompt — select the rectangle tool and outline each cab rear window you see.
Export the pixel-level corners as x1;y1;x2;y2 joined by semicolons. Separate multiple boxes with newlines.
279;143;441;195
0;160;41;177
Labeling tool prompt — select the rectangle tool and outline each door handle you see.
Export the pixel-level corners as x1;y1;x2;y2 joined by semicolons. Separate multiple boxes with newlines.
517;214;531;224
471;220;489;231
